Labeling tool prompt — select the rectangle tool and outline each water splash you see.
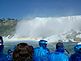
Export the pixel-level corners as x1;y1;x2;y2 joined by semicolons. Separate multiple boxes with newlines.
13;15;81;42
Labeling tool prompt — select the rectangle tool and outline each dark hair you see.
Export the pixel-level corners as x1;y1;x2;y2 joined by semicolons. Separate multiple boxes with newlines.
56;42;64;49
0;36;4;52
0;36;3;45
13;43;34;61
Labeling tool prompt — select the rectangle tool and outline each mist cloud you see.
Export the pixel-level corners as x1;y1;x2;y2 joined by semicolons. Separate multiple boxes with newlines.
14;15;81;39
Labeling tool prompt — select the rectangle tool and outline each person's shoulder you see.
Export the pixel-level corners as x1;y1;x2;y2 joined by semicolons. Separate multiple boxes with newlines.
34;47;40;49
34;47;41;51
60;53;69;58
52;52;68;57
0;54;8;61
71;53;77;56
70;53;79;58
69;53;81;61
48;52;61;58
49;51;57;55
0;54;7;57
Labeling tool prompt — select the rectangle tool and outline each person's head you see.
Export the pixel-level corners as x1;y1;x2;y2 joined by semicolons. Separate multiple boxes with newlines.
56;42;65;52
39;40;47;48
0;36;4;53
8;49;13;55
13;43;34;61
74;43;81;53
0;36;3;45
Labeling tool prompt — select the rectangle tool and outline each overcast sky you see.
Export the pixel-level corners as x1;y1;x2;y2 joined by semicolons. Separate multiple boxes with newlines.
0;0;81;19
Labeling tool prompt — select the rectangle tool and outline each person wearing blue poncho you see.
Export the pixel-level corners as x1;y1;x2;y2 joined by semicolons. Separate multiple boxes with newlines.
69;43;81;61
48;42;69;61
33;40;49;61
0;36;8;61
6;49;13;61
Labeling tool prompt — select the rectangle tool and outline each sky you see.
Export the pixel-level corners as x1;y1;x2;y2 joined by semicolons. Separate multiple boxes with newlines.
0;0;81;19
